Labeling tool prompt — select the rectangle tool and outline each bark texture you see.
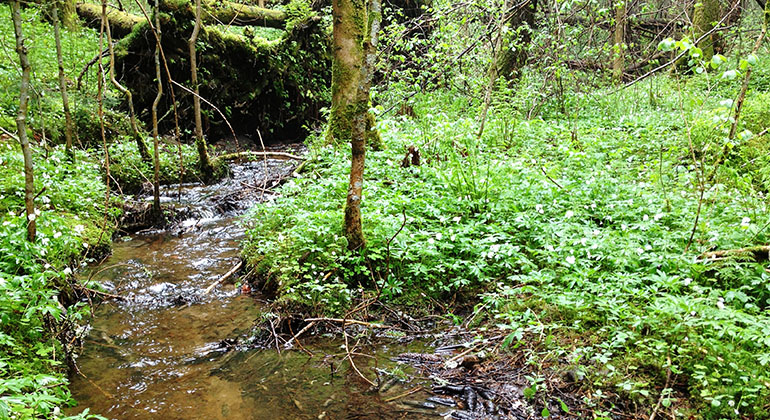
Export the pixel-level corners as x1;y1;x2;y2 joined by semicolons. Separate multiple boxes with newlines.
692;0;721;61
332;0;381;250
612;0;625;83
495;0;537;81
11;0;36;242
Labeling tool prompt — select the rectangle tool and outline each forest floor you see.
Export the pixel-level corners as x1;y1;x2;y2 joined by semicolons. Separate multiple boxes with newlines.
242;62;770;418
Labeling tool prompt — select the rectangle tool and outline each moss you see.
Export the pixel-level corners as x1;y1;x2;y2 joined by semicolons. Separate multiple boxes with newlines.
692;0;721;61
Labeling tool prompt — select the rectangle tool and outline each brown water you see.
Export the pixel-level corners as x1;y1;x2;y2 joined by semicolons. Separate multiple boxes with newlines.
68;160;439;420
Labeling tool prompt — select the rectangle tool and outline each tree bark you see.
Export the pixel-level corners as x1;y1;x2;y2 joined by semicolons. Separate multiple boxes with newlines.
77;3;142;37
495;0;537;81
10;0;36;242
189;0;214;180
103;1;151;163
332;0;380;250
159;0;286;29
152;0;163;218
58;0;78;30
52;5;76;158
612;0;625;83
692;0;721;62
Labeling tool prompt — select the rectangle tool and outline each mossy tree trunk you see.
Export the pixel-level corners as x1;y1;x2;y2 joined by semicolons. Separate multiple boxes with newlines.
10;0;36;242
52;4;76;158
332;0;381;250
495;0;537;81
693;0;722;62
188;0;214;180
328;0;382;150
58;0;78;30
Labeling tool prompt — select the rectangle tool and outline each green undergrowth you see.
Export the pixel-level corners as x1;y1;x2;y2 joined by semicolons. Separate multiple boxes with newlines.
0;140;115;420
242;66;770;417
0;6;130;148
109;140;207;194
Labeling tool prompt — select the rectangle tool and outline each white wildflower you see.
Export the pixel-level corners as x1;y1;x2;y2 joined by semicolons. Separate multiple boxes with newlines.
490;244;501;253
535;204;544;214
716;297;725;310
450;234;456;241
436;233;443;241
683;277;692;286
565;210;574;218
27;213;36;221
63;267;72;275
643;214;649;221
53;231;62;239
428;238;435;244
565;255;576;265
452;216;462;223
73;224;85;235
654;213;664;221
741;217;751;228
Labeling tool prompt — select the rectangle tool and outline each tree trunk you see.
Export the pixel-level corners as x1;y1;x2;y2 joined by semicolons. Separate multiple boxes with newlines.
52;5;76;158
189;0;214;180
58;0;78;30
332;0;380;250
152;0;163;218
10;0;36;242
612;0;625;83
692;0;721;62
328;0;381;150
495;0;537;81
103;0;151;162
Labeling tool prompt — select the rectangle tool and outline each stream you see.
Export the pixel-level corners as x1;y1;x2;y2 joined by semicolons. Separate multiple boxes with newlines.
67;157;439;419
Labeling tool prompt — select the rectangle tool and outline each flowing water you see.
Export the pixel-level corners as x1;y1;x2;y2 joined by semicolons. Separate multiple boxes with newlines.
68;157;438;420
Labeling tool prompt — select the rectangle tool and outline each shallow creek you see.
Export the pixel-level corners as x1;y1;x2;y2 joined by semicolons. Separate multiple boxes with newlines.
68;158;437;419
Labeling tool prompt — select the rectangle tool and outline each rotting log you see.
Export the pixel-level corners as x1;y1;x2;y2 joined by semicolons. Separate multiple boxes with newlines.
159;0;286;29
76;3;142;37
697;246;770;263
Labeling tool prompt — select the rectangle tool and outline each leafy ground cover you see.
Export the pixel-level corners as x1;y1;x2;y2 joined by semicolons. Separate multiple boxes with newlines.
0;140;114;420
242;61;770;417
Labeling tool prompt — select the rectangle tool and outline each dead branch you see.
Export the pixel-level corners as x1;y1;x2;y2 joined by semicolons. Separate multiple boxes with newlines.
303;317;395;329
217;151;304;161
203;260;243;294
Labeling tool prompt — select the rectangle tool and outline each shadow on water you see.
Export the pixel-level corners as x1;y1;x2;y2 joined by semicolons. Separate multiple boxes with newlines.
67;156;437;420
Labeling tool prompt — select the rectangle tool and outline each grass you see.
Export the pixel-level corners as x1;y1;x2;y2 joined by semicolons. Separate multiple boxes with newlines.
241;60;770;417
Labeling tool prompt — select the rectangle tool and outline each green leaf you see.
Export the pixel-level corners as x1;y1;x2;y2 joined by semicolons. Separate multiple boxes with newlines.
541;407;551;417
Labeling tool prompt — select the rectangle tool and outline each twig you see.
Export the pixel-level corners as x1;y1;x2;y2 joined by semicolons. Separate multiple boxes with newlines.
384;386;422;402
649;358;673;420
284;321;316;349
0;126;19;142
304;317;395;329
343;327;376;387
540;166;564;190
74;284;126;301
375;207;407;301
622;1;741;91
203;260;243;294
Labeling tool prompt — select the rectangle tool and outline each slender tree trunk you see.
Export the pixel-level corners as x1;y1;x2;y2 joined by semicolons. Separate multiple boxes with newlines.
189;0;214;179
478;0;510;138
152;0;163;218
11;0;36;242
612;0;625;83
103;0;151;162
332;0;380;250
52;5;76;158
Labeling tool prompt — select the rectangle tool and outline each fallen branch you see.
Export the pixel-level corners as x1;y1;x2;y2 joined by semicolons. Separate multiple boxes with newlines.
159;0;286;29
0;126;19;142
284;320;316;349
303;317;395;330
74;284;126;301
217;151;304;161
697;246;770;262
203;260;243;294
384;386;422;402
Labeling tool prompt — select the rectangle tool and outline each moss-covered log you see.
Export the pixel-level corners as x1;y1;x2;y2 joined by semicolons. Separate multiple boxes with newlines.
114;14;330;143
159;0;286;29
76;3;142;38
